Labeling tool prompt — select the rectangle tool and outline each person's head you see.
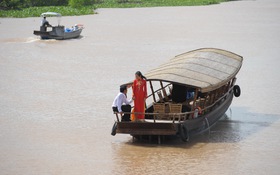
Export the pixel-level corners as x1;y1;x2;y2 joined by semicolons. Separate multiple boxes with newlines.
120;85;127;94
135;71;146;80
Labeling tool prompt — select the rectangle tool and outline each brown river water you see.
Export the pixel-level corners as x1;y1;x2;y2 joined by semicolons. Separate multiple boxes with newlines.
1;0;280;174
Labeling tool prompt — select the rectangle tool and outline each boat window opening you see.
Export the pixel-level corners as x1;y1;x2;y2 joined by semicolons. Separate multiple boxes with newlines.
148;81;156;103
147;81;171;103
47;27;52;32
160;81;169;101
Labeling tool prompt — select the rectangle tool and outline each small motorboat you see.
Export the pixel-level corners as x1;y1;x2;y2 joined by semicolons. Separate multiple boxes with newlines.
111;48;243;143
33;12;84;40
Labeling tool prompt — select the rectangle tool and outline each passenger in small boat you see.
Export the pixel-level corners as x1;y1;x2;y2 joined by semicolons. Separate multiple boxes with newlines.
133;71;147;122
41;17;51;27
112;85;133;122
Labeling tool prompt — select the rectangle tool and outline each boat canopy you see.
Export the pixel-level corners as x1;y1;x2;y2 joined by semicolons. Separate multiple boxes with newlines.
40;12;62;17
40;12;62;26
145;48;243;93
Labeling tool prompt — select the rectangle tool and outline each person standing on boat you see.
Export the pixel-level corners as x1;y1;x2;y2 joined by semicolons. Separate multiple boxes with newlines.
133;71;147;122
41;16;51;27
112;85;133;122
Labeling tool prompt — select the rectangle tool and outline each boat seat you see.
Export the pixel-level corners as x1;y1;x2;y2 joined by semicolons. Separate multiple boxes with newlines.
169;104;184;121
169;104;182;113
153;103;167;122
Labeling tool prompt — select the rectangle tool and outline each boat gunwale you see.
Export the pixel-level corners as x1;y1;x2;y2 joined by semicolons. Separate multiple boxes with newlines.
114;85;235;123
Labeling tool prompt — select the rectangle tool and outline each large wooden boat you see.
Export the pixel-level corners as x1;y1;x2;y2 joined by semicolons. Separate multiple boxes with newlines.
111;48;243;143
33;12;83;40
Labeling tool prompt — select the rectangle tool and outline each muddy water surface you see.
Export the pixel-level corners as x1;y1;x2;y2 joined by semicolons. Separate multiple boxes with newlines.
1;0;280;174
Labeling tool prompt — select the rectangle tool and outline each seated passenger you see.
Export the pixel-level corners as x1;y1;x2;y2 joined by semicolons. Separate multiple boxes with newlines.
171;84;187;103
186;87;195;100
112;85;133;122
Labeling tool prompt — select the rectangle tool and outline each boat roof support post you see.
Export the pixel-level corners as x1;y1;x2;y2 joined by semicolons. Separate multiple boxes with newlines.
230;77;237;87
159;81;168;99
192;88;199;111
149;81;156;102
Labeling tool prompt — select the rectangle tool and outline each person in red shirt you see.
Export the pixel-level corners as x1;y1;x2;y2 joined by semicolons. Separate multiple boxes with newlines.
133;71;147;122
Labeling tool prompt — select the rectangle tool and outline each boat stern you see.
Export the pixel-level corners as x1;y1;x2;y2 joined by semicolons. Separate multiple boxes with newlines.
114;122;178;136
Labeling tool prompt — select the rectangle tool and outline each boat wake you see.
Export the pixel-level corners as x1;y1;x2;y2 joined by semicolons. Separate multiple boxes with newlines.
1;37;42;43
1;37;62;44
23;37;41;43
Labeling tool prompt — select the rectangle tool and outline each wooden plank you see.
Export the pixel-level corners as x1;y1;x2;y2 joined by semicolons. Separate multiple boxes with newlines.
116;122;177;135
33;31;50;36
117;122;175;129
116;128;176;135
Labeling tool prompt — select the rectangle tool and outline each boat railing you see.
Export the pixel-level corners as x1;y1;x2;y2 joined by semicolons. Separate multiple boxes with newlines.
114;111;192;123
201;85;234;112
114;85;234;123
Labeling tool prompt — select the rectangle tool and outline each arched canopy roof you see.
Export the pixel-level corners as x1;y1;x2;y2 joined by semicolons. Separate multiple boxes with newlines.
145;48;243;93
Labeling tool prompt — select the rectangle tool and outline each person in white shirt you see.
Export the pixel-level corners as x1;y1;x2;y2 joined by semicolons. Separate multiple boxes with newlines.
41;16;51;27
112;85;133;121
